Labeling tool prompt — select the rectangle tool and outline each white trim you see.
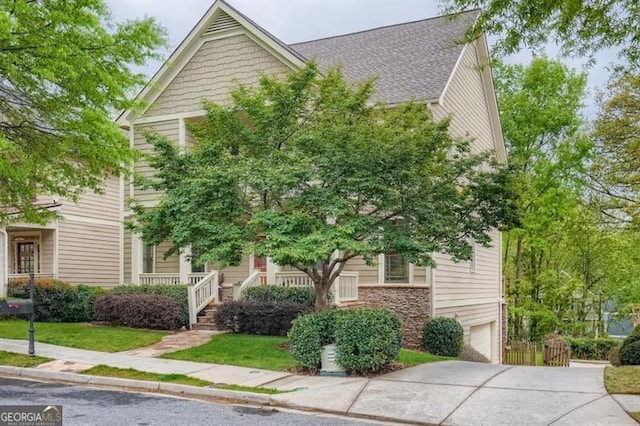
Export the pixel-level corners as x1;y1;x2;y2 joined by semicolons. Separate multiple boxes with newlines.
438;43;467;108
0;227;8;297
10;231;41;275
129;126;135;201
358;283;430;289
52;220;59;279
131;233;141;284
179;246;191;284
248;253;255;274
434;297;498;309
408;263;415;284
61;214;120;227
377;254;384;284
429;266;436;318
5;222;55;230
178;118;186;151
131;110;206;125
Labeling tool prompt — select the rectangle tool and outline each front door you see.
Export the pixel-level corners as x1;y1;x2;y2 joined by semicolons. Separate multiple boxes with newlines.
254;255;267;285
16;242;35;274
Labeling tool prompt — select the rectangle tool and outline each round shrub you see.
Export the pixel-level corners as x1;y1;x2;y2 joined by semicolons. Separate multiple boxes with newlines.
244;286;315;307
67;285;108;322
335;308;402;373
421;317;464;357
93;294;181;330
214;301;309;336
112;284;189;328
288;309;340;369
619;332;640;365
8;278;77;322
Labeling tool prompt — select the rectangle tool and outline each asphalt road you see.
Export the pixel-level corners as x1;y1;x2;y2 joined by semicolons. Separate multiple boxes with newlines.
0;377;377;426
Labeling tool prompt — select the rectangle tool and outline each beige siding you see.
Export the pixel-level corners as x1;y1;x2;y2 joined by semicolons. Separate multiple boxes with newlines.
57;220;120;287
342;256;378;284
123;227;131;283
132;120;179;204
215;255;251;284
431;40;494;154
40;230;54;275
59;177;120;222
145;34;288;117
155;240;179;273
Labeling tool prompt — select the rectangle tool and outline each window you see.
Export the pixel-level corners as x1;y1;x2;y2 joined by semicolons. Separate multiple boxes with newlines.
191;248;205;273
384;253;409;283
142;244;155;274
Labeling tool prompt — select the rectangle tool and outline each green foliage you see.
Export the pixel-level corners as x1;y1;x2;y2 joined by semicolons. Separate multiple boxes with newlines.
0;0;165;223
244;286;315;306
335;308;402;373
130;63;515;311
214;301;310;336
565;337;621;361
443;0;640;66
112;285;188;328
67;285;108;323
421;317;464;357
619;340;640;366
288;309;340;369
93;294;181;330
8;278;76;322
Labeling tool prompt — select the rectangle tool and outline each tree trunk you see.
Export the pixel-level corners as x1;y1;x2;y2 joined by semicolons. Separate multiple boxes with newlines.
314;280;330;311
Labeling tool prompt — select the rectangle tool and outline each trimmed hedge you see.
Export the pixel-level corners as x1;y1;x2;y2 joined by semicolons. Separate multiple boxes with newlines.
7;278;78;322
564;337;621;361
619;332;640;366
421;317;464;357
214;301;310;336
335;308;402;373
67;285;108;322
111;285;189;328
93;294;181;330
288;310;340;369
288;308;403;373
244;286;315;306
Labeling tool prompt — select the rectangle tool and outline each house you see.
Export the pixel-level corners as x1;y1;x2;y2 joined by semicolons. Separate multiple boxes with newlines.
0;179;122;295
117;0;507;362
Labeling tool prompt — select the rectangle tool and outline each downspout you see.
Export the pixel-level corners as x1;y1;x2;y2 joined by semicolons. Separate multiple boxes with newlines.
0;227;8;297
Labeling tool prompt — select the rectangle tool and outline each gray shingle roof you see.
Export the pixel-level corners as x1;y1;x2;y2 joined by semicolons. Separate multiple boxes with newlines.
290;10;479;105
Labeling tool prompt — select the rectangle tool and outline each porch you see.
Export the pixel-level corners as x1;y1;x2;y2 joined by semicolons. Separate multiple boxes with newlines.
5;227;57;281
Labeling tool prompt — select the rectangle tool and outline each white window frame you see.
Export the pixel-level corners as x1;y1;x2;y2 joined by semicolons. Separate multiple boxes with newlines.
142;243;156;274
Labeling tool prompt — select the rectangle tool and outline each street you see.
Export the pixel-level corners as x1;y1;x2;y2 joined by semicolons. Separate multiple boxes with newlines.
0;377;376;426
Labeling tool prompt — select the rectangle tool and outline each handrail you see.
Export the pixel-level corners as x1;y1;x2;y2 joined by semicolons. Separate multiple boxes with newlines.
187;269;219;328
233;270;262;300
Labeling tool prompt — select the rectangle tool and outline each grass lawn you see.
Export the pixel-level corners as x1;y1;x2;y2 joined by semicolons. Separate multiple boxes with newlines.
604;366;640;394
82;365;210;387
0;350;52;367
162;333;452;372
161;334;296;371
398;349;453;367
0;319;167;352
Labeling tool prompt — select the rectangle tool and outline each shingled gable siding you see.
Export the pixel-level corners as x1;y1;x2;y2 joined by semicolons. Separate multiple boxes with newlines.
144;34;289;118
132;119;179;204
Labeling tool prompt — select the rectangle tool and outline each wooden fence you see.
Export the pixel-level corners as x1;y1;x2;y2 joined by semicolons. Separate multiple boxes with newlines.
543;340;571;367
503;341;536;366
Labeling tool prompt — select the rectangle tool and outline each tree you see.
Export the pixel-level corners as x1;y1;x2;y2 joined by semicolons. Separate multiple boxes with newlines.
130;63;515;311
442;0;640;66
0;0;165;223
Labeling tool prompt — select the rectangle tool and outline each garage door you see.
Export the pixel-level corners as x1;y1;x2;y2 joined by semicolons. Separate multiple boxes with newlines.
470;323;492;361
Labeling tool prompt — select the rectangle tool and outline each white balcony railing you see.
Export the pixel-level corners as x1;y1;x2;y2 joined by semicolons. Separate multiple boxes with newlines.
138;273;207;286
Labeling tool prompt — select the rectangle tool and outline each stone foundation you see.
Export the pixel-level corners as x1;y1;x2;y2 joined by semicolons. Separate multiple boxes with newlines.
358;285;430;349
220;285;234;303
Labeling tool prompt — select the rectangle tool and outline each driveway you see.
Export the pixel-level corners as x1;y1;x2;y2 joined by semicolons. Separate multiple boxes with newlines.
271;361;637;425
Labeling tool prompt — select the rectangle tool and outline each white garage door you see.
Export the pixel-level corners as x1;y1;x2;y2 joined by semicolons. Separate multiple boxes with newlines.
470;323;492;361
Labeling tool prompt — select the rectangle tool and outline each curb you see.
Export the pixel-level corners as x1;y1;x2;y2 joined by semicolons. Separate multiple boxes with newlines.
0;366;270;406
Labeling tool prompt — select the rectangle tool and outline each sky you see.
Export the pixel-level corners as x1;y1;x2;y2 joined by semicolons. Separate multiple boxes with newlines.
104;0;618;118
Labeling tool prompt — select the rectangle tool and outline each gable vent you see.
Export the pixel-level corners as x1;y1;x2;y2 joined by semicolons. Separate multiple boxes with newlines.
202;12;241;36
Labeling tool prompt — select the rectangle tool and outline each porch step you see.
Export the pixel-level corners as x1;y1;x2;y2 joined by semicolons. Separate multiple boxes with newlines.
191;301;223;331
191;323;218;331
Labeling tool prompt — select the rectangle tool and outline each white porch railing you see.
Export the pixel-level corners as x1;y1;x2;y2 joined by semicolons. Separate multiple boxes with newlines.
138;273;207;286
8;273;55;281
187;270;219;327
234;270;359;304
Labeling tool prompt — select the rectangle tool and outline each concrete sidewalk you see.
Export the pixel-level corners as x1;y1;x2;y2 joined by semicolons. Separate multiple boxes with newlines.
1;337;639;425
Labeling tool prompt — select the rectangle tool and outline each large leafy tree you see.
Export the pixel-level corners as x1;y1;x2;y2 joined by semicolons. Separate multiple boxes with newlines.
442;0;640;65
131;63;515;311
0;0;165;223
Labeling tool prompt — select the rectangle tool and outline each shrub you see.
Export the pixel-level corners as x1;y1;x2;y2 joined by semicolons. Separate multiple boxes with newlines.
421;317;464;357
334;308;402;373
608;346;621;367
288;309;340;369
214;301;310;336
244;286;315;306
565;337;621;360
459;345;490;363
112;285;189;328
619;332;640;365
93;294;181;330
66;285;109;322
7;278;77;322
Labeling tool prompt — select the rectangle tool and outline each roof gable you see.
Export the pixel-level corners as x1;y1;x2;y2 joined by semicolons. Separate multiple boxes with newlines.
290;10;479;106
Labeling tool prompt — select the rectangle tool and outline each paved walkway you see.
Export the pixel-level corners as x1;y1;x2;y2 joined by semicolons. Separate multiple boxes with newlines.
1;337;639;425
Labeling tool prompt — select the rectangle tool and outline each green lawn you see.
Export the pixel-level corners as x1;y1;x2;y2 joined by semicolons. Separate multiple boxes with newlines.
162;333;452;372
604;366;640;394
82;365;210;387
398;349;453;367
161;334;296;371
0;350;52;367
0;319;167;352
